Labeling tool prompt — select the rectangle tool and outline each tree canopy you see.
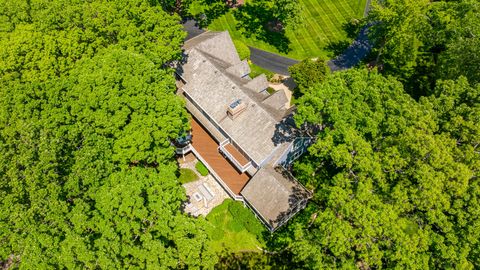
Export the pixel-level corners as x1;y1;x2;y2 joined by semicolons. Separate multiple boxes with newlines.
268;69;479;269
1;0;479;268
0;0;217;268
366;0;480;97
288;58;329;93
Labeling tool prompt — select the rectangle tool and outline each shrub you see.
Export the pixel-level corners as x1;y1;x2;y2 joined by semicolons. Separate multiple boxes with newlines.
288;58;329;92
233;39;251;60
178;168;199;184
195;161;209;176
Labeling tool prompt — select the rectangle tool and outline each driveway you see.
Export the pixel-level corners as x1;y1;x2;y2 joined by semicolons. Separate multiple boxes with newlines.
182;18;373;75
182;19;205;41
249;47;299;76
327;25;373;72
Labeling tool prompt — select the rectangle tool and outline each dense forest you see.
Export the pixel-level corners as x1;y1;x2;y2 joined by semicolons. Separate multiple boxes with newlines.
1;0;479;269
0;0;216;268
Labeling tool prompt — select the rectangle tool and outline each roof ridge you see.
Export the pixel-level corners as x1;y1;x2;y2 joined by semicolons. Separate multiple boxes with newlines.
193;49;280;123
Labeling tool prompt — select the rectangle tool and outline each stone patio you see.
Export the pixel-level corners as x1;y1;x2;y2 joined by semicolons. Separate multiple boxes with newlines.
179;153;229;217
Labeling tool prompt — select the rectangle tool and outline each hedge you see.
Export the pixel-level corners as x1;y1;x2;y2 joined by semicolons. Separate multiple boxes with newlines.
195;161;209;176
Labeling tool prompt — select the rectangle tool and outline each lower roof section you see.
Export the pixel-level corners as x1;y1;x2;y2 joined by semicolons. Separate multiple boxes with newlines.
241;166;311;230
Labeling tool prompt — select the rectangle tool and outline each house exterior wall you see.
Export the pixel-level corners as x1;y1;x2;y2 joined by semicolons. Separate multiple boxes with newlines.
276;137;313;168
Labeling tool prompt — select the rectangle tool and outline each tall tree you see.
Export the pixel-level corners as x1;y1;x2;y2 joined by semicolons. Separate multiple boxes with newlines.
367;0;430;83
366;0;480;96
0;0;217;268
270;69;479;269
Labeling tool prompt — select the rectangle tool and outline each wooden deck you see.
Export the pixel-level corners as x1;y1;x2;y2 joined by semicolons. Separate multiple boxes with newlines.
224;143;250;166
190;117;251;195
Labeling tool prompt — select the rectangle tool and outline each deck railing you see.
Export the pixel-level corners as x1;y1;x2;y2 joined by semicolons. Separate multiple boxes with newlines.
175;144;192;155
218;141;252;173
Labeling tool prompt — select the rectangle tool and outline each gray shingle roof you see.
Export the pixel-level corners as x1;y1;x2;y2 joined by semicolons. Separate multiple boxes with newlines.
179;31;311;231
181;31;291;164
182;48;279;164
226;60;250;77
243;74;269;93
241;166;311;229
263;89;289;111
184;31;240;66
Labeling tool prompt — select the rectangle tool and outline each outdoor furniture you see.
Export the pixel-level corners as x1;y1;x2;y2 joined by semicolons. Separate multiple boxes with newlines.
198;184;214;201
193;192;203;202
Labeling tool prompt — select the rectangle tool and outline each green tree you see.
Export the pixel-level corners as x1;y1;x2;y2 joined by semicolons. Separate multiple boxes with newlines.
0;0;218;268
271;69;480;269
367;0;430;82
288;58;329;94
366;0;480;96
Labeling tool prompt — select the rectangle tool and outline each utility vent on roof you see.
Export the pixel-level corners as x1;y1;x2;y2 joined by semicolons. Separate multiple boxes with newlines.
227;99;247;119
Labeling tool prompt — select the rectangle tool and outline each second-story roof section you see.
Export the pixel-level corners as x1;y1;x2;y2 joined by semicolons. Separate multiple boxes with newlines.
184;31;241;66
181;47;279;165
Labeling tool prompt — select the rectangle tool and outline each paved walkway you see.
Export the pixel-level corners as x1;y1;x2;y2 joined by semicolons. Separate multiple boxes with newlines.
180;154;229;216
183;175;228;216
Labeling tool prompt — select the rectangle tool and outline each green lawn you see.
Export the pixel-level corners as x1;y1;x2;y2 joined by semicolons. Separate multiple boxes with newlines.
249;62;274;79
178;168;199;184
208;0;367;60
205;199;266;253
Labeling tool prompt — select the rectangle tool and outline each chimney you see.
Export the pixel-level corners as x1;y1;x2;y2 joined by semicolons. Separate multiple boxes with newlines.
227;99;247;119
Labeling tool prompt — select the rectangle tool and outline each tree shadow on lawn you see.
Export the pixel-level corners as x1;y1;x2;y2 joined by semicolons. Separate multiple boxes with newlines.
194;0;230;28
233;3;291;53
325;39;352;58
325;19;365;57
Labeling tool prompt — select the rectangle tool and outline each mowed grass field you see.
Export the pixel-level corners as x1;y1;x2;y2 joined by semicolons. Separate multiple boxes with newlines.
209;0;367;60
205;199;265;253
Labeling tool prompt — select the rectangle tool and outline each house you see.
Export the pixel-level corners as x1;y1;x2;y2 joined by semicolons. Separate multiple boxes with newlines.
175;31;312;231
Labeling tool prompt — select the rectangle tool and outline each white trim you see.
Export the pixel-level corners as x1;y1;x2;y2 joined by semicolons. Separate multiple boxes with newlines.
218;142;252;173
182;89;260;166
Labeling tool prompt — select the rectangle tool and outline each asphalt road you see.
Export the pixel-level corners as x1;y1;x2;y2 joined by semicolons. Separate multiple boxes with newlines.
249;47;299;76
182;19;205;41
327;25;373;71
182;19;372;75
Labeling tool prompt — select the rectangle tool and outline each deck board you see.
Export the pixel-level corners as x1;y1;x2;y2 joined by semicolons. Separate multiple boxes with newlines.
190;117;251;195
224;143;250;166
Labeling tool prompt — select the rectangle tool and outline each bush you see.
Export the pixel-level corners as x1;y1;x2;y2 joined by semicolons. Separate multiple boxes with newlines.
233;39;250;60
288;58;329;92
195;161;209;176
178;168;199;184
